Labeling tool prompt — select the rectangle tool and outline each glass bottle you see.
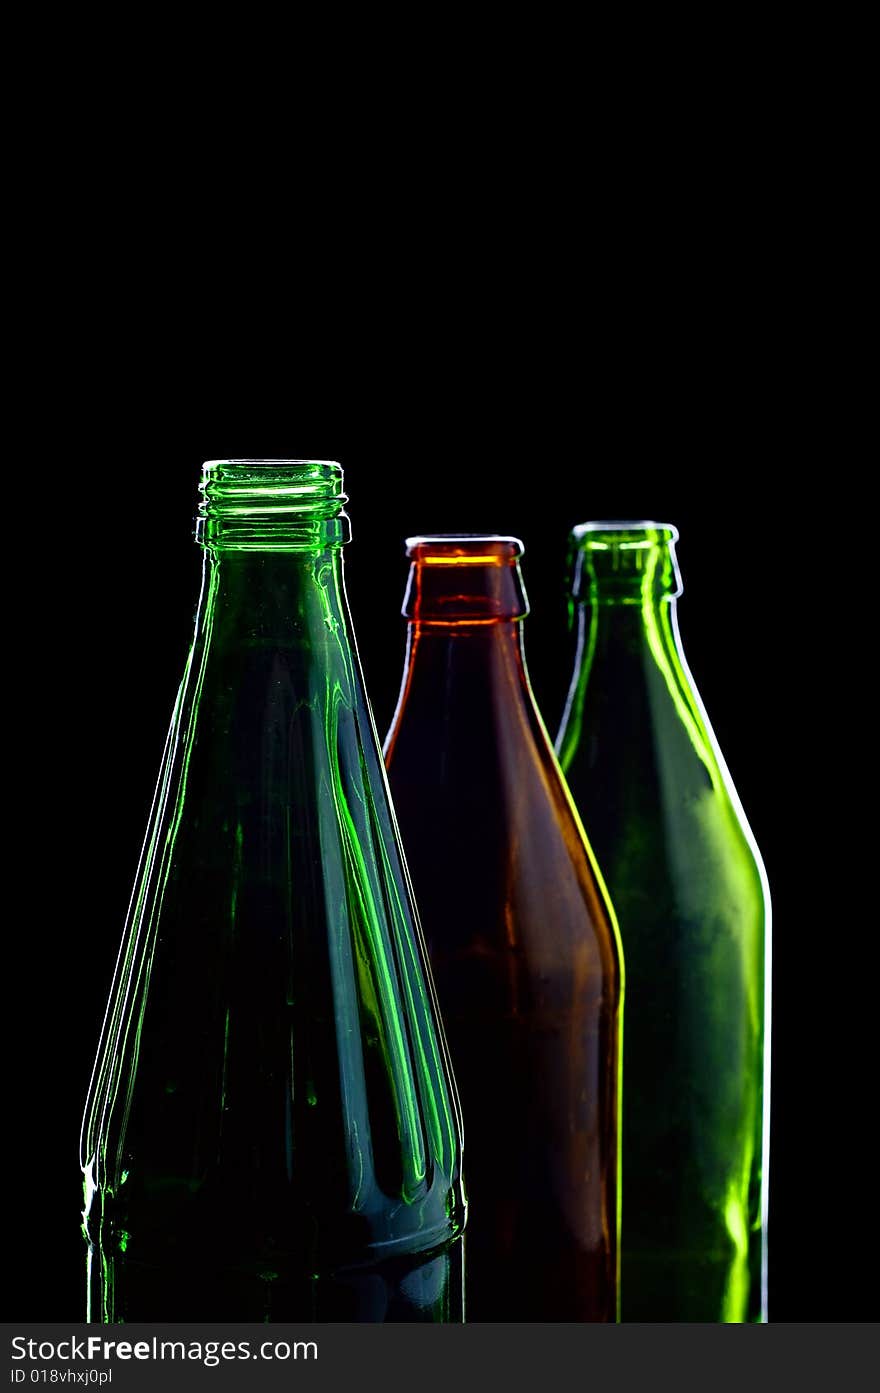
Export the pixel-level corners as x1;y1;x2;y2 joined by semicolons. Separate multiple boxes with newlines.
556;521;770;1323
80;461;465;1323
384;535;622;1322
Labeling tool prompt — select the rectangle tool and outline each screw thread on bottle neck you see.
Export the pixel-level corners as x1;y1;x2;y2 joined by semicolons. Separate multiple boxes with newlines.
197;459;351;552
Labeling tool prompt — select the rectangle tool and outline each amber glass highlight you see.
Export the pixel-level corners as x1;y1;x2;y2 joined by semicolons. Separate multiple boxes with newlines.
384;535;622;1322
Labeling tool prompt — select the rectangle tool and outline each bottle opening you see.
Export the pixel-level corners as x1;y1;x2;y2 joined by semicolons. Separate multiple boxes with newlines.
198;460;350;551
403;535;529;623
573;520;679;548
570;520;682;602
406;535;524;565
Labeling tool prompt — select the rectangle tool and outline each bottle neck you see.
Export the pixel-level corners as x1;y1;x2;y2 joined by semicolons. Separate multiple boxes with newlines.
563;593;694;734
386;618;538;762
559;589;724;792
564;524;686;703
386;535;542;758
401;535;529;625
569;521;682;609
572;590;681;665
200;547;351;650
403;616;530;673
197;458;350;554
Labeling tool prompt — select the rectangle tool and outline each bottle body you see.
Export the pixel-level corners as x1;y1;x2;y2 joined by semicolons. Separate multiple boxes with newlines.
556;522;769;1323
81;464;465;1322
385;537;622;1322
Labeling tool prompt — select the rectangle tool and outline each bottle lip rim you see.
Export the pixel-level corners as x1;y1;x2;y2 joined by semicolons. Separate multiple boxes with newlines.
201;461;346;496
204;459;342;469
405;534;524;561
572;520;679;545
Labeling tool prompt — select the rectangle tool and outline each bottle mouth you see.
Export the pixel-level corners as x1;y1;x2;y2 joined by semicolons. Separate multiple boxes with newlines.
403;535;528;622
198;460;350;550
570;520;682;601
572;520;679;549
202;460;346;512
406;535;524;564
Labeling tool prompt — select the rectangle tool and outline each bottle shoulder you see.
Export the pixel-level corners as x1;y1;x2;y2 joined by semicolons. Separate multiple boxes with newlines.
389;691;619;965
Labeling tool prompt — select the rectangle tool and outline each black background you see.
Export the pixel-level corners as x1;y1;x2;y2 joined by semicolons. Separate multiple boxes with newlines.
4;208;870;1321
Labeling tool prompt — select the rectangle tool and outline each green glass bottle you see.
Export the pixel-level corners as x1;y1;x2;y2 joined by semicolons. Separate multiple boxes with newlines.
556;521;770;1323
80;460;465;1322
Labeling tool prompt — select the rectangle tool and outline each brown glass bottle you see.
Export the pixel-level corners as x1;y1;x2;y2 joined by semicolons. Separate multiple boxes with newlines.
384;536;622;1322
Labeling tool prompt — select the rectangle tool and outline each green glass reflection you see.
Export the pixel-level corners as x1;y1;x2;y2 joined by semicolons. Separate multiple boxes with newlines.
557;521;770;1323
81;461;465;1322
